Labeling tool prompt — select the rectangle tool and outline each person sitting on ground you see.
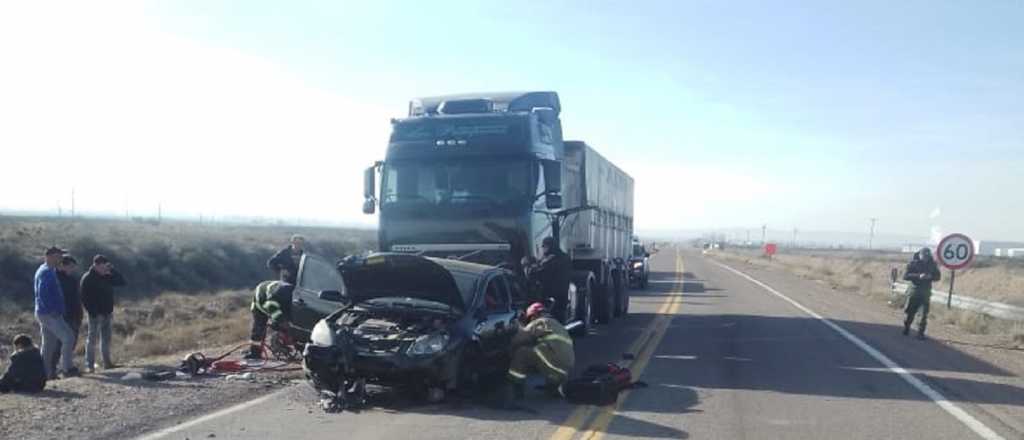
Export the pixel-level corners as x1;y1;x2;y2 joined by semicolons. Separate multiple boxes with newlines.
0;334;47;394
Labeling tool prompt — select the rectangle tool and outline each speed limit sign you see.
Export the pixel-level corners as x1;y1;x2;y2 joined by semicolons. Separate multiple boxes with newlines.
936;233;975;270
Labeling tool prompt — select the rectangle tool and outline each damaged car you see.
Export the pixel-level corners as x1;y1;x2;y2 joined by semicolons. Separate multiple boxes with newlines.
302;253;525;403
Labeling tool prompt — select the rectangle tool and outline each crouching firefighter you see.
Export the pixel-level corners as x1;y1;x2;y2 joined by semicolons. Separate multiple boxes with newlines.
504;302;575;401
245;276;295;360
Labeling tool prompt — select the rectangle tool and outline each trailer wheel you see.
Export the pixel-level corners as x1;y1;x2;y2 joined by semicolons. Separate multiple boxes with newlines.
595;279;614;324
572;282;592;338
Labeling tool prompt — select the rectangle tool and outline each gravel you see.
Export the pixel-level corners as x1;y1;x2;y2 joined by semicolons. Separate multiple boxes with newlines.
0;357;303;440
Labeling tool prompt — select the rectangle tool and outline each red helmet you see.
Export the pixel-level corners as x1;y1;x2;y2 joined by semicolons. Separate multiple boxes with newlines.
525;302;546;319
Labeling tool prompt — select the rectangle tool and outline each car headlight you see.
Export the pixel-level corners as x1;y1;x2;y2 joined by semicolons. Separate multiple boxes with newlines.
407;333;449;356
310;320;336;347
632;261;644;269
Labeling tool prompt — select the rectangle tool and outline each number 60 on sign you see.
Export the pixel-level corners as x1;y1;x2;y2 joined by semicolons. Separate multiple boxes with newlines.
936;233;975;270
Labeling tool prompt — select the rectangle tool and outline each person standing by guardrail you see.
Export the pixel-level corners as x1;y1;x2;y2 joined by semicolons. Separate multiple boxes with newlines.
902;247;941;339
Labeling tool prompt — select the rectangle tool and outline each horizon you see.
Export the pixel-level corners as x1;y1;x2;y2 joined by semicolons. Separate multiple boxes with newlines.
1;2;1021;242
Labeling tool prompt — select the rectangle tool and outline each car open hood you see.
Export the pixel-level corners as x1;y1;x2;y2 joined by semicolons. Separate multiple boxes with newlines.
339;253;464;311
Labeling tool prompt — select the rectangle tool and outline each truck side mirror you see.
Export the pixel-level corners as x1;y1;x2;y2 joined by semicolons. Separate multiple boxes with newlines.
545;193;563;210
363;166;376;199
363;165;377;214
542;160;561;194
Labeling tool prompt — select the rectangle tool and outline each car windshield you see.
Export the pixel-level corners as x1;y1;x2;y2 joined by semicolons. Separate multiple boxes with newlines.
381;159;534;208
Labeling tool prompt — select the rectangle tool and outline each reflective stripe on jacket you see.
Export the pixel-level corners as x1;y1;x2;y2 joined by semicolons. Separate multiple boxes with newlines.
251;280;294;324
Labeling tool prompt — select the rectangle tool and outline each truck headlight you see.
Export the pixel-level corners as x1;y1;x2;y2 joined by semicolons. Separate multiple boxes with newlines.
632;261;643;269
310;320;336;347
407;333;449;356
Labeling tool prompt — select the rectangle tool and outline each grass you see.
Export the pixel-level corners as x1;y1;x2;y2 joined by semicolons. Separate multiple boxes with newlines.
0;215;376;369
0;291;253;371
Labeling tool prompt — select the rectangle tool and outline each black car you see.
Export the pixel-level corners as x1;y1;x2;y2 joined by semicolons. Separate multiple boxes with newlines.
628;239;650;289
301;253;526;401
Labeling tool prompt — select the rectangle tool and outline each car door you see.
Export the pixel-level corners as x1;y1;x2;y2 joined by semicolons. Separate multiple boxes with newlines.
291;254;347;336
474;274;518;357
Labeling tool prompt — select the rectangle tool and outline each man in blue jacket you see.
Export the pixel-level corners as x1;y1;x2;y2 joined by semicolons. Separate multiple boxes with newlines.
35;246;79;379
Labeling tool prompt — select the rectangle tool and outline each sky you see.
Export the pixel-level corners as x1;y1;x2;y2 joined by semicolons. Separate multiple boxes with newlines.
1;1;1022;242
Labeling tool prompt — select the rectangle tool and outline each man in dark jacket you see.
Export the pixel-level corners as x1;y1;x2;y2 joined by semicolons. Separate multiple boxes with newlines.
51;255;84;374
903;247;942;339
528;237;573;321
267;235;305;284
1;334;46;393
80;255;126;372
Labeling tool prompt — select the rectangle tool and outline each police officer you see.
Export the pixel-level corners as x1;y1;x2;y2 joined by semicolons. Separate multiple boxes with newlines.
529;237;573;319
245;274;296;360
903;247;941;339
506;302;575;399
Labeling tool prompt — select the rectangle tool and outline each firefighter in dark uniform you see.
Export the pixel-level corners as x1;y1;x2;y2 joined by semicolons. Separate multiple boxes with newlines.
267;234;305;284
528;237;573;319
506;302;575;399
245;275;296;360
903;247;941;339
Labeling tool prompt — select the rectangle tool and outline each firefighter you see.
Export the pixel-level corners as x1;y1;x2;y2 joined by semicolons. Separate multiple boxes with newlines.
245;275;296;360
505;302;575;400
529;237;573;319
903;247;941;339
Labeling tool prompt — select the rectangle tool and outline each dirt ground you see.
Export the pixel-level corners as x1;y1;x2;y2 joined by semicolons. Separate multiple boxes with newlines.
0;347;306;440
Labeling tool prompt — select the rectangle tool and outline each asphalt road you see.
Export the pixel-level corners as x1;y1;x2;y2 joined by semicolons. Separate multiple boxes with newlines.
138;248;1021;440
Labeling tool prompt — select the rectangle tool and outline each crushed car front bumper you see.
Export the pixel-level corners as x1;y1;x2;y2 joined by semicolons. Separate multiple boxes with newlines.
303;342;461;390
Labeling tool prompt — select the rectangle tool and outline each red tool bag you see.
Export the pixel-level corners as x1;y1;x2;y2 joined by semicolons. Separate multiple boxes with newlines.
564;363;636;405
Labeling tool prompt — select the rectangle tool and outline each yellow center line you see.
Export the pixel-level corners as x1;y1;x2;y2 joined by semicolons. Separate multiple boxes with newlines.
548;248;686;440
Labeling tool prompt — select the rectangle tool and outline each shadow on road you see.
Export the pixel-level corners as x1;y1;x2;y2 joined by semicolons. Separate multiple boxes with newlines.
652;312;1024;408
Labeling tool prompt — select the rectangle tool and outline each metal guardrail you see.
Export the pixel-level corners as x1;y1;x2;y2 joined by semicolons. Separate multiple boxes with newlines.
891;282;1024;321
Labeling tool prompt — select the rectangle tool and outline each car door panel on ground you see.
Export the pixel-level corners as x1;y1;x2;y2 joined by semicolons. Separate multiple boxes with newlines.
291;254;347;335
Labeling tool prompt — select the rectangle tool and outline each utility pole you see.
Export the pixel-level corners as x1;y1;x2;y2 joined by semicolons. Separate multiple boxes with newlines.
761;224;767;244
71;188;75;218
868;218;878;250
746;230;751;245
793;228;798;248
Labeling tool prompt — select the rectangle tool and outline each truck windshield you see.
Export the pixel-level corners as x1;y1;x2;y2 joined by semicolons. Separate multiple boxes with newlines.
382;159;535;209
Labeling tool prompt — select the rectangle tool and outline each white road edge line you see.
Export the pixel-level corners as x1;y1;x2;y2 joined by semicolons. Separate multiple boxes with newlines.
134;387;291;440
707;259;1006;440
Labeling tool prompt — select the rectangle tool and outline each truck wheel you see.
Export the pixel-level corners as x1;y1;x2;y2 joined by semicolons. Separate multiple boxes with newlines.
596;280;614;324
640;273;648;290
614;271;627;317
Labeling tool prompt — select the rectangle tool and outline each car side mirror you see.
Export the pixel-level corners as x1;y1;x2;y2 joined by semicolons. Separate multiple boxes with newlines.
362;199;376;215
363;166;375;199
319;290;344;302
545;193;563;210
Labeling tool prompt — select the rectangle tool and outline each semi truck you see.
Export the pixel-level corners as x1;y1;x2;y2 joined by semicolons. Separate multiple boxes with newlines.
360;91;635;333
